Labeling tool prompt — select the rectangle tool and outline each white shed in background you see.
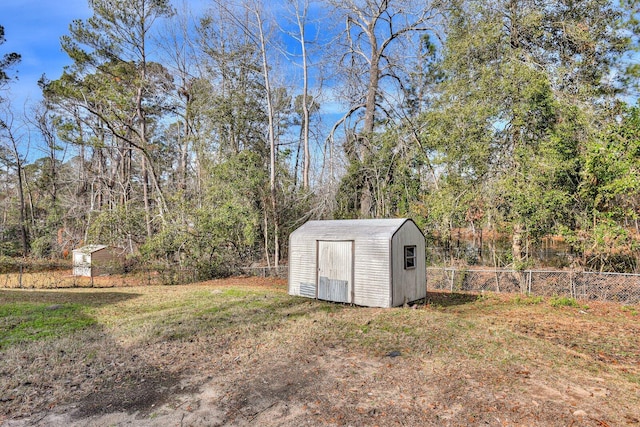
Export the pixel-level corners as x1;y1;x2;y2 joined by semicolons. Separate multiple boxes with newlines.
72;245;123;277
288;218;426;308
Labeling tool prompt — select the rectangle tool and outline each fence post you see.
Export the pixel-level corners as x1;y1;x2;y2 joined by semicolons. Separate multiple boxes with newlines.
450;269;454;292
570;270;574;299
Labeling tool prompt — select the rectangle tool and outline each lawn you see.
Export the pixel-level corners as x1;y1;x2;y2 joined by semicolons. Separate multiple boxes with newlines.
0;276;639;426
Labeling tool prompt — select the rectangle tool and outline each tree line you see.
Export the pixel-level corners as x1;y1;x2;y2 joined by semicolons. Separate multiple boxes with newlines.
0;0;639;275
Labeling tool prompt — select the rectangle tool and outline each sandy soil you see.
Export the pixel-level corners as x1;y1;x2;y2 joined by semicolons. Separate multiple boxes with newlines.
4;349;631;427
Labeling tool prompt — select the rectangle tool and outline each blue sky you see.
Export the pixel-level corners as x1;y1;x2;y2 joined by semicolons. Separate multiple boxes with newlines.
1;0;93;108
0;0;345;125
0;0;335;109
0;0;343;168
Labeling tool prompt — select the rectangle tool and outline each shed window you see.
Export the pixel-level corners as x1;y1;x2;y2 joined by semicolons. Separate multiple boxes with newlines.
404;245;416;269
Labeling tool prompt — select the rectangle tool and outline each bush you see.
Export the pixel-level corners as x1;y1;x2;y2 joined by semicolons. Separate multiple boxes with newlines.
549;296;580;308
514;294;544;305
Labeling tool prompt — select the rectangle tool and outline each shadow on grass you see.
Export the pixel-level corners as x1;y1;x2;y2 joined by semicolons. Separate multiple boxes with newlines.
0;289;141;307
145;292;345;342
423;291;480;307
0;290;141;351
0;288;186;420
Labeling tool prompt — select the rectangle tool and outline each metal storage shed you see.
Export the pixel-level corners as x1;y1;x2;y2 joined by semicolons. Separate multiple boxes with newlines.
72;245;123;277
288;218;426;308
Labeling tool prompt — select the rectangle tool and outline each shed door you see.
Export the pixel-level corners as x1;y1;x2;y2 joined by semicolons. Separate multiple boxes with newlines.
317;241;353;303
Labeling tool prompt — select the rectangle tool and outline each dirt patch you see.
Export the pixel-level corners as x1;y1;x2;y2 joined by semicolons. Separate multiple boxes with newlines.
73;368;187;418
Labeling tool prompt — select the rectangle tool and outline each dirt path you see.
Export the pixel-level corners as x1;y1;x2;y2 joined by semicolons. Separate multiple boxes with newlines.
3;345;634;426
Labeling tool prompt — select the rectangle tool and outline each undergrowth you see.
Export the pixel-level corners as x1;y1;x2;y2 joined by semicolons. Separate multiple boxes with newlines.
549;295;582;308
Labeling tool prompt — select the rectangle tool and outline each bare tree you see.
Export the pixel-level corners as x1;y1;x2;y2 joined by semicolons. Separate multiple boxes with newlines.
0;107;29;255
327;0;441;216
155;2;203;201
209;0;286;267
282;0;316;190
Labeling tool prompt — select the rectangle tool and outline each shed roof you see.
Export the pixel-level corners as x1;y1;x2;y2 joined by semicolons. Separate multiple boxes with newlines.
72;244;108;254
291;218;420;240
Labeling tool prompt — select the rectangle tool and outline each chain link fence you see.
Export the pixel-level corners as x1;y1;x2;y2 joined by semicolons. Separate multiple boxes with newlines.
0;259;205;289
0;268;201;289
240;266;288;278
427;267;640;304
0;260;289;289
3;259;639;305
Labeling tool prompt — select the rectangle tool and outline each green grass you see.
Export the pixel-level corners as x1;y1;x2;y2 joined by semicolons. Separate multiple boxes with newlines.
0;302;96;348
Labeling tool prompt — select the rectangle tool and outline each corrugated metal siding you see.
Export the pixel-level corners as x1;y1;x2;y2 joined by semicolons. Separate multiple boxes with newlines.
318;277;350;302
353;238;391;307
73;266;91;277
73;251;86;265
391;221;426;306
299;283;316;298
288;231;317;296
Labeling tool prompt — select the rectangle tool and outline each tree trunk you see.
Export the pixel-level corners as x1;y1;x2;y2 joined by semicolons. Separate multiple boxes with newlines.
512;223;526;291
16;159;28;255
255;4;279;267
359;18;382;218
142;156;152;238
296;0;311;190
2;119;29;255
512;223;525;266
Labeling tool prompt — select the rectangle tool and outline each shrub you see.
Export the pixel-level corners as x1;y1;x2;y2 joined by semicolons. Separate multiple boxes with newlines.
514;294;544;305
549;296;580;308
